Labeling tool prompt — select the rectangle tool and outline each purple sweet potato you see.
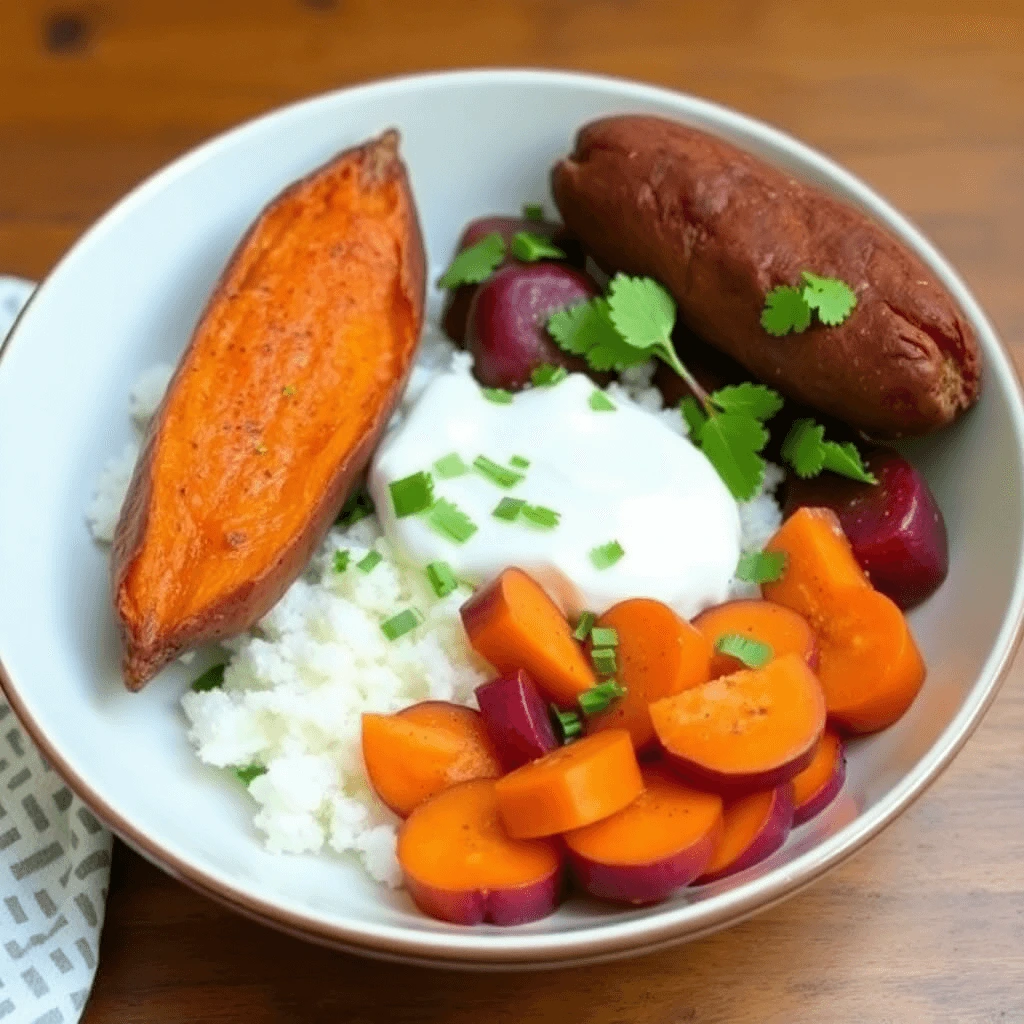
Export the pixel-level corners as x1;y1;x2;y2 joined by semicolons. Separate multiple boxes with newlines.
475;669;559;771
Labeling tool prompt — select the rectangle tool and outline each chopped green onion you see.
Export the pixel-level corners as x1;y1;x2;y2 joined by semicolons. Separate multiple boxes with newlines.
191;664;226;693
573;611;596;641
357;550;382;573
332;550;351;573
434;452;469;479
590;626;619;648
424;499;478;544
482;388;514;405
589;390;617;412
492;497;526;522
523;202;545;221
521;504;560;529
590;647;618;676
389;471;434;518
590;541;625;570
578;681;627;716
512;231;567;262
735;550;788;585
473;455;524;489
551;705;582;743
509;454;531;469
426;560;459;598
337;489;374;527
235;764;267;786
715;633;773;669
381;608;423;641
531;364;568;387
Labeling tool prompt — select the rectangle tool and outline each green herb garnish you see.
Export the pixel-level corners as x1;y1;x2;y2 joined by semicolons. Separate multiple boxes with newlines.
548;297;644;372
474;455;524;489
761;271;858;336
735;550;788;585
680;396;707;437
782;419;878;484
381;608;424;641
357;550;383;573
578;680;627;716
521;504;560;529
389;471;434;518
333;550;351;573
492;497;526;522
426;561;459;598
438;233;505;289
573;611;596;641
590;541;625;570
512;231;566;263
589;390;617;412
531;363;568;387
482;388;514;405
337;489;374;527
589;626;619;647
434;452;469;479
509;454;530;469
523;203;545;221
424;499;478;544
715;634;773;669
590;647;618;676
191;664;226;693
552;705;583;743
235;764;267;786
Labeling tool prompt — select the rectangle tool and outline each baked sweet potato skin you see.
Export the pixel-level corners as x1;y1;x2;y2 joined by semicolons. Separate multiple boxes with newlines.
552;115;980;437
113;130;425;689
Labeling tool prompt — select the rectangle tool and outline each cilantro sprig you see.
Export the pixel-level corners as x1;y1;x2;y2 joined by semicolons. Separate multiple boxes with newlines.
437;233;506;289
782;419;878;484
546;269;873;498
761;271;858;336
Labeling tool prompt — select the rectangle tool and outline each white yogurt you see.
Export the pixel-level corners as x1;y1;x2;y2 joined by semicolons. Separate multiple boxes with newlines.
369;367;741;619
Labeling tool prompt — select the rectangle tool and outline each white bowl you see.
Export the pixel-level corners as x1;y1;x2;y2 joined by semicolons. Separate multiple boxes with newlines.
1;69;1022;970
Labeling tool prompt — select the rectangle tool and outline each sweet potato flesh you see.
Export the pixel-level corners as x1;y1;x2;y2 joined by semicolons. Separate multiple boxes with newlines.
114;132;424;687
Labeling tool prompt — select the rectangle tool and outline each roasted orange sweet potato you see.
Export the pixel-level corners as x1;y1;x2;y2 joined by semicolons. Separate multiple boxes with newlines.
113;131;425;689
552;115;980;438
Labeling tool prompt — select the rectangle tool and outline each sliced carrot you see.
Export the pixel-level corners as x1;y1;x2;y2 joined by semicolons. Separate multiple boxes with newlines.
460;567;596;706
362;701;502;818
815;587;925;733
398;779;563;926
792;730;846;825
493;730;643;839
697;785;794;883
649;653;826;793
587;598;712;751
762;507;925;734
694;599;818;678
564;766;723;903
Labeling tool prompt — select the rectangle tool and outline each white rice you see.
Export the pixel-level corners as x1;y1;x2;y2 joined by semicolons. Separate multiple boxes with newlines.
88;324;783;887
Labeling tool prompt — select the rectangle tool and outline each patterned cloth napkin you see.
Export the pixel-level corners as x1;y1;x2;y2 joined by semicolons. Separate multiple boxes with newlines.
1;276;112;1024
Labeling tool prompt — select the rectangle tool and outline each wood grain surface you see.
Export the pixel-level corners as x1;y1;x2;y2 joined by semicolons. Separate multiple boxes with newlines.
3;1;1023;1020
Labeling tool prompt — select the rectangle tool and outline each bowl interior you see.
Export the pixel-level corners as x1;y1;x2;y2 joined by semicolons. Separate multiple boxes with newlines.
1;70;1022;967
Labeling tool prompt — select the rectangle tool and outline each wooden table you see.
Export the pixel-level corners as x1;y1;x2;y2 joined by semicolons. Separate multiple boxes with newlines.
4;1;1023;1019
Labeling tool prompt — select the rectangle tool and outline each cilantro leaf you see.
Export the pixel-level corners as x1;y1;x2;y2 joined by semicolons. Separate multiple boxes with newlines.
761;285;812;336
736;550;788;584
782;418;877;484
680;396;707;437
822;440;878;484
710;382;784;421
547;298;649;372
437;233;505;289
698;412;768;501
801;271;858;326
511;232;566;262
606;274;685;375
781;418;827;478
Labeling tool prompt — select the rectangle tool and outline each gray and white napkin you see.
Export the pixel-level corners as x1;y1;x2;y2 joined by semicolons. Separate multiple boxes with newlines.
1;276;112;1024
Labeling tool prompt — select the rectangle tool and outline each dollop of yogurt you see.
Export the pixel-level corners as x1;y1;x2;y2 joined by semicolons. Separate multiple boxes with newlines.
369;367;740;619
